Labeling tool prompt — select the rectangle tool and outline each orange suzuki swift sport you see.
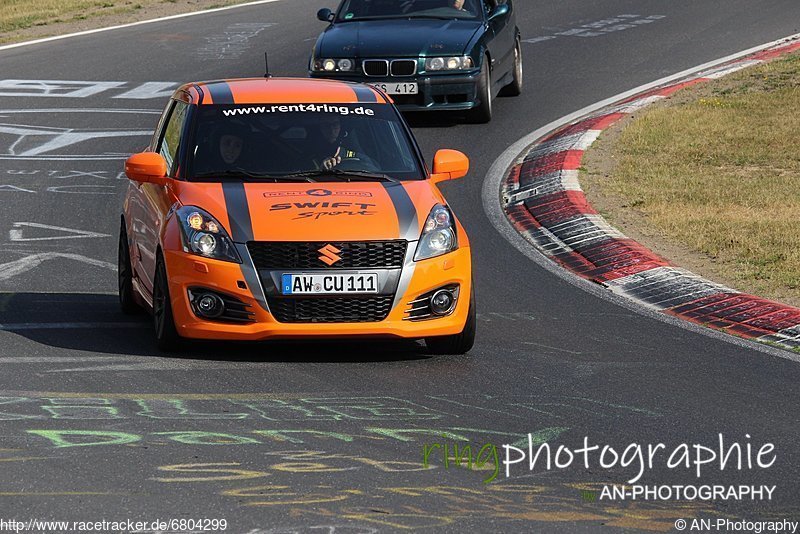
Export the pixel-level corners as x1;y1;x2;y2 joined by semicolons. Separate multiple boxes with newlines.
120;78;474;353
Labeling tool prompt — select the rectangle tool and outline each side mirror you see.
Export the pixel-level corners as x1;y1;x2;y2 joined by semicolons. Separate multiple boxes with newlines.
317;8;334;22
430;149;469;184
488;4;509;21
125;152;168;186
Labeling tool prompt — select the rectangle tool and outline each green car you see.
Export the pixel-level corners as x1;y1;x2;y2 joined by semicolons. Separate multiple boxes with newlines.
309;0;522;123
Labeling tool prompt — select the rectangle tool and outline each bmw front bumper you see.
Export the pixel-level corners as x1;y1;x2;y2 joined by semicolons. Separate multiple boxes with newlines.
309;71;482;112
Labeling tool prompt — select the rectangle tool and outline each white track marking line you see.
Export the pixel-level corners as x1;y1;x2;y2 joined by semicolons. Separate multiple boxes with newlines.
0;253;115;281
0;0;284;53
9;222;111;242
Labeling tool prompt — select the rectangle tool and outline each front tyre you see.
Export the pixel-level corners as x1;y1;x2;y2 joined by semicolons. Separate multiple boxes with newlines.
118;218;140;315
468;57;492;123
499;37;523;97
425;288;476;355
153;252;182;351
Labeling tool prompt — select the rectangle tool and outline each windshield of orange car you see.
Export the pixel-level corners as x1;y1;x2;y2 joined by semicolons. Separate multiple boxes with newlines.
336;0;480;21
187;103;425;181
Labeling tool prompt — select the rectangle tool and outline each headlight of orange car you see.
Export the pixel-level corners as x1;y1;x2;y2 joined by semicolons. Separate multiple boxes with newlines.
176;206;241;263
414;204;458;261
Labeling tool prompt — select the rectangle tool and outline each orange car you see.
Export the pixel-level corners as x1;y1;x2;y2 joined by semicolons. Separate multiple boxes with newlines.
120;77;475;353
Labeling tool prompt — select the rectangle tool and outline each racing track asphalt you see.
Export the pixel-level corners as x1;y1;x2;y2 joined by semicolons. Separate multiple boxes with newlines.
0;1;799;532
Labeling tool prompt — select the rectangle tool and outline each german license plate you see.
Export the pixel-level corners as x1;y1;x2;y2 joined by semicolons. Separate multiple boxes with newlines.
369;82;418;95
281;273;379;295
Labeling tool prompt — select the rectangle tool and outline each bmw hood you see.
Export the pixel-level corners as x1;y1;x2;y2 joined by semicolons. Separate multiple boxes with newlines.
175;181;444;243
318;20;482;58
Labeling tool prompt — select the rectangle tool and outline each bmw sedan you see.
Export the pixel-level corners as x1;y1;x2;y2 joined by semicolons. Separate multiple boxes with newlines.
309;0;522;122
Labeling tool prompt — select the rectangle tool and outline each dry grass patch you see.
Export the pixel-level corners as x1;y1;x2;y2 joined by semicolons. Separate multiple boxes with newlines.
1;0;140;33
584;52;800;305
0;0;247;44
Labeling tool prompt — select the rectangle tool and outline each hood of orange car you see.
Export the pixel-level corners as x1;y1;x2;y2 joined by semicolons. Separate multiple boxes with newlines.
174;180;444;243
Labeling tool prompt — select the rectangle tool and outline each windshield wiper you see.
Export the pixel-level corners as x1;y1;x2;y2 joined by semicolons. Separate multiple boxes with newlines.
192;169;316;182
274;169;398;182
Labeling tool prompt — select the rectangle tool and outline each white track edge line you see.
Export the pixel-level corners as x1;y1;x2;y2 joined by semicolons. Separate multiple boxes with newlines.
0;0;284;53
482;32;800;364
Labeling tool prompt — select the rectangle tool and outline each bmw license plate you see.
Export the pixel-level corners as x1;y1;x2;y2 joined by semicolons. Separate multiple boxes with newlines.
282;273;379;295
369;82;418;95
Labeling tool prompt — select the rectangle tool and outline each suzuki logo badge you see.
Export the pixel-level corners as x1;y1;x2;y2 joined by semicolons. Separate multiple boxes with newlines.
318;244;342;266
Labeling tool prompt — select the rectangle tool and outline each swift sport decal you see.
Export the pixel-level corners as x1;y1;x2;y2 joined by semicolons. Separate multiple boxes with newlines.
268;201;378;221
269;202;376;211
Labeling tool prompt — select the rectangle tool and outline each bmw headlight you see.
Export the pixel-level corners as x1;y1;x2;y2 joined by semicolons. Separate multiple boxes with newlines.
415;204;458;261
176;206;241;263
312;58;356;72
424;56;474;72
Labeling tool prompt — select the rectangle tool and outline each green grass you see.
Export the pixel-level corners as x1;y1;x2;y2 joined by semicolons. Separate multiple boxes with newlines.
598;52;800;303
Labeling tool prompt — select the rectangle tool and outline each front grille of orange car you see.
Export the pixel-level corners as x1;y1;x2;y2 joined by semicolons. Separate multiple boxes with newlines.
268;295;394;323
247;241;407;269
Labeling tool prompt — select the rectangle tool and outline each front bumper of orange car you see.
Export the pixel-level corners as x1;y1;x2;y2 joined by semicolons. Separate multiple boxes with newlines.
163;244;472;341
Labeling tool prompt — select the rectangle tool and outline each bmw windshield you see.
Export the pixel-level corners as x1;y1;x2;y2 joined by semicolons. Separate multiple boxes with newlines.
187;103;425;181
336;0;480;21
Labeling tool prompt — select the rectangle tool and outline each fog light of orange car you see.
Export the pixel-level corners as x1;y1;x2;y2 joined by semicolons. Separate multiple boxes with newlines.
196;293;225;319
430;289;455;316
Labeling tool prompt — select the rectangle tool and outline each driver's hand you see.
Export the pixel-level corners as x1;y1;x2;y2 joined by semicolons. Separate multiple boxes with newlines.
322;146;342;170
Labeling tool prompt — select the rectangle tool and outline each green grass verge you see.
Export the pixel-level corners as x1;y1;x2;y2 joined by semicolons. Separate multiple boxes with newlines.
596;52;800;303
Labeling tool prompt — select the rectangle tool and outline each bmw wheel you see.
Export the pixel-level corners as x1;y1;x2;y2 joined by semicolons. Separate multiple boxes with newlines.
468;56;492;123
153;252;182;351
500;37;523;97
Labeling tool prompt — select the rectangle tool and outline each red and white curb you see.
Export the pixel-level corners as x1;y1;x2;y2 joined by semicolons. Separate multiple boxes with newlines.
497;37;800;352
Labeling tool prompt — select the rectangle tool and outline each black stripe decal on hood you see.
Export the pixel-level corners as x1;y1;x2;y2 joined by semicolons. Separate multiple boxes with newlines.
382;182;418;241
205;81;234;104
222;182;253;242
352;84;377;103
